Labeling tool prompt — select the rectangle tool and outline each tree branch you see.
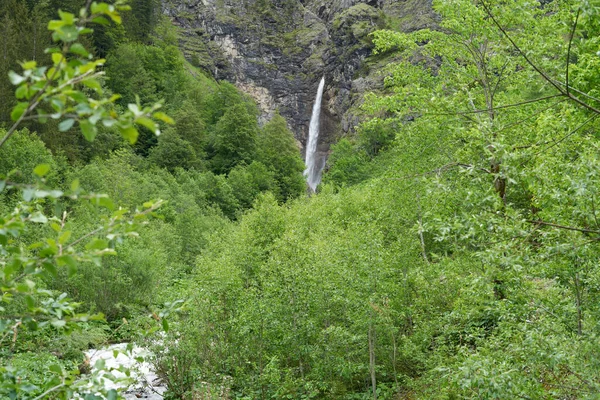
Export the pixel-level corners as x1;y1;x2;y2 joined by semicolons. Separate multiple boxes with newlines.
67;226;104;248
480;1;600;115
480;0;564;93
526;219;600;235
533;114;598;157
431;94;562;117
33;383;65;400
0;54;64;148
566;8;580;96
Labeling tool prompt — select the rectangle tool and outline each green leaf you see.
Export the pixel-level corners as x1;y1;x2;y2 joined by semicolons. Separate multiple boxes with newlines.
30;212;48;223
107;12;122;24
135;116;159;135
86;238;109;250
91;16;110;26
91;3;109;14
8;71;26;85
50;319;66;329
58;231;72;245
57;255;77;277
82;78;103;93
33;164;51;177
69;43;89;57
94;358;106;370
15;85;28;100
58;10;76;25
16;282;33;293
50;98;65;112
22;188;35;202
24;295;35;310
98;197;115;210
11;102;28;121
21;61;37;70
80;119;97;141
119;125;139;144
153;111;174;124
53;25;79;42
48;364;63;374
42;261;58;276
58;118;76;132
48;20;65;31
162;318;169;332
51;52;63;65
128;103;140;114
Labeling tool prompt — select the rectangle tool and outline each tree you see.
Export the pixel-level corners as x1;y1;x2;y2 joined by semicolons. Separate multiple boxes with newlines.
148;128;200;171
0;2;174;398
228;161;276;210
257;113;306;201
358;0;600;396
208;103;259;174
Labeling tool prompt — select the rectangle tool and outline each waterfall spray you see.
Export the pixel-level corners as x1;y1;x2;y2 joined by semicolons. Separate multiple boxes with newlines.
304;76;326;192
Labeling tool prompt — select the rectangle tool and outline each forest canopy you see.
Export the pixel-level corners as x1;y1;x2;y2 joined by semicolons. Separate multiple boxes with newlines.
3;0;600;399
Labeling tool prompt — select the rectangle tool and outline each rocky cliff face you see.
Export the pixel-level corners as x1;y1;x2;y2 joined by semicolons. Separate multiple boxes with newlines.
162;0;437;163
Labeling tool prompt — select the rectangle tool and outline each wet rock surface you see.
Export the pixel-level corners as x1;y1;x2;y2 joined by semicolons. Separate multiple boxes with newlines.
85;343;166;400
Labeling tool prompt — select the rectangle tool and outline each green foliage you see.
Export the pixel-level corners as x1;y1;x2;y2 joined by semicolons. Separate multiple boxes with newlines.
200;81;247;125
105;43;159;106
228;161;276;210
120;0;162;43
13;0;600;398
323;138;369;187
208;103;259;174
148;128;201;172
257;113;306;202
0;129;58;184
149;0;600;398
0;2;175;398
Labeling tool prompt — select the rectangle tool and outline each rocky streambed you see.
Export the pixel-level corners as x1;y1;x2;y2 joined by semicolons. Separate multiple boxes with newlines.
85;343;166;399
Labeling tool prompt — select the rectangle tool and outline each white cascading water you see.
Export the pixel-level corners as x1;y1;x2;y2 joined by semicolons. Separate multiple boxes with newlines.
304;76;326;192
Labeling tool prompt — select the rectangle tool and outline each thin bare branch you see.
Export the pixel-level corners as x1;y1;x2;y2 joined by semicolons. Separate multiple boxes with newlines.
384;162;490;183
526;219;600;235
552;78;600;105
67;226;104;248
504;98;569;144
566;8;580;96
480;0;600;115
0;53;64;148
480;0;565;93
431;94;562;117
33;383;66;400
533;114;598;156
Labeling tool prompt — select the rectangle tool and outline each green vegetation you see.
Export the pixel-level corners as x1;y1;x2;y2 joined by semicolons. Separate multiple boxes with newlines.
0;1;173;397
0;0;304;398
3;0;600;399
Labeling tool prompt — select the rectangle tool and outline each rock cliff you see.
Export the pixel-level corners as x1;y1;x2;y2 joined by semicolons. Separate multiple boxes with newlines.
162;0;437;163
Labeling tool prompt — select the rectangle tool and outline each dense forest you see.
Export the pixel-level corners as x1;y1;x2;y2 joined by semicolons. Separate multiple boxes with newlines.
2;0;600;399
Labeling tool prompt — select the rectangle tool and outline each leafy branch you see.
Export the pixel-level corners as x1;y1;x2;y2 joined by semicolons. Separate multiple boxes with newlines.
480;0;600;115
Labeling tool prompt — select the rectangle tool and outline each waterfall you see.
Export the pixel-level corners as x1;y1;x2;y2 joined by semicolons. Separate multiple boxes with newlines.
304;76;326;192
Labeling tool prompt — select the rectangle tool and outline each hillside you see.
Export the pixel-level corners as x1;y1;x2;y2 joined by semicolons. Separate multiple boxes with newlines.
2;0;600;399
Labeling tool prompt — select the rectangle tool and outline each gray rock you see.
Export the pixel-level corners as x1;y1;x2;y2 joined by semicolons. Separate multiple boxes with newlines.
161;0;437;159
